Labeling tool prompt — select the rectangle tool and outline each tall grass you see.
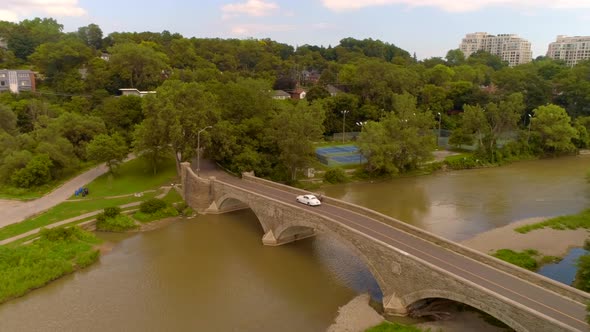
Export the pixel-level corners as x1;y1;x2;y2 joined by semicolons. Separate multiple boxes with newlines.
0;227;100;304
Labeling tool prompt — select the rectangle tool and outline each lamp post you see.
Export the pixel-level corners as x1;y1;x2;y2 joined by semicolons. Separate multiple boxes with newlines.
527;114;532;143
356;121;367;164
197;125;212;175
437;112;442;146
341;110;349;143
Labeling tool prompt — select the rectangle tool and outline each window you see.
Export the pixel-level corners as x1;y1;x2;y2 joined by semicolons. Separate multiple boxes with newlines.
0;73;6;78
18;73;29;78
0;81;5;86
20;80;29;86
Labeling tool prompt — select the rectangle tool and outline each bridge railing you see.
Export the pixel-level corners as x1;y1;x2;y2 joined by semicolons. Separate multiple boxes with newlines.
241;172;590;304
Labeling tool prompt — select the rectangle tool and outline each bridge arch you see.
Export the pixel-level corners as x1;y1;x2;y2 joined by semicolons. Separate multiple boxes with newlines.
402;289;526;332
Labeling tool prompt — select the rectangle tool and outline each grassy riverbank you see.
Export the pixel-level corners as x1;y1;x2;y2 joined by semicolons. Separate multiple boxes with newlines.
365;322;424;332
492;249;559;270
515;209;590;233
0;227;100;304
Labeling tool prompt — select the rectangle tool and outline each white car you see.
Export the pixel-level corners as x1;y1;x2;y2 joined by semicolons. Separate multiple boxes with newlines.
296;194;322;206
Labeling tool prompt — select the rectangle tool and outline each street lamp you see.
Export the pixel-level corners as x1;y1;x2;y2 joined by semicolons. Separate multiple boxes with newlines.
341;110;349;143
197;125;212;175
527;114;532;143
437;112;442;146
356;121;367;164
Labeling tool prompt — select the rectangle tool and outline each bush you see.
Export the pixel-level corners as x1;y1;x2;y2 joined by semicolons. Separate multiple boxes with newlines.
96;214;138;232
139;198;167;214
444;155;483;170
103;206;121;218
324;168;348;184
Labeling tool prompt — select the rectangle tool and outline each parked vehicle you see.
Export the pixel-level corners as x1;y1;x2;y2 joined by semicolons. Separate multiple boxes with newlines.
296;194;322;206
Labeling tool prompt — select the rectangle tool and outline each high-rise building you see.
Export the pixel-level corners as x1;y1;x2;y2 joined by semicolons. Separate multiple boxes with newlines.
459;32;532;67
547;35;590;67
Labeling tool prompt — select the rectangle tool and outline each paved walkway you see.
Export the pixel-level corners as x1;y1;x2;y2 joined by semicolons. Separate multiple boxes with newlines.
0;187;172;246
0;155;135;229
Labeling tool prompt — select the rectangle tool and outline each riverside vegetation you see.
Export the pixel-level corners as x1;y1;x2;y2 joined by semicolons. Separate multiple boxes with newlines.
0;227;100;303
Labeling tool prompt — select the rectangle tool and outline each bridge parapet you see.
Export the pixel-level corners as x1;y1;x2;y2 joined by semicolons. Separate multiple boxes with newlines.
241;172;590;305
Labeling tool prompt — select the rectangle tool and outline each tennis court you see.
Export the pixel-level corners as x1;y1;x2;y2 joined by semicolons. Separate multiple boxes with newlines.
316;144;365;166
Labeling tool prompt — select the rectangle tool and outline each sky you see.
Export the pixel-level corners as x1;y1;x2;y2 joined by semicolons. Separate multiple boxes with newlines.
2;0;590;59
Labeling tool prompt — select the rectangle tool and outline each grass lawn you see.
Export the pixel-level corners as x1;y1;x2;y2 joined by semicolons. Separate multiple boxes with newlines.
0;192;158;241
78;157;178;199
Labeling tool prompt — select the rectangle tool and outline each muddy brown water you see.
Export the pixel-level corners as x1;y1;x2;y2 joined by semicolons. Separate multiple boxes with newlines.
1;155;589;331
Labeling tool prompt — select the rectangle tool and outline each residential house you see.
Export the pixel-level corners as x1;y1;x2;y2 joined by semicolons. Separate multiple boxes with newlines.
119;88;156;97
301;69;321;85
289;87;306;100
0;69;36;94
326;84;342;97
272;90;291;100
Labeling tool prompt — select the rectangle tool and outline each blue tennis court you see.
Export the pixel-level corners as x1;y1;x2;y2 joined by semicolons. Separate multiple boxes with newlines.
316;145;359;155
315;144;366;166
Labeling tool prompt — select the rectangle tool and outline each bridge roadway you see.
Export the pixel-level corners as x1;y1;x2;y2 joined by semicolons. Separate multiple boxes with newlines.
216;174;588;331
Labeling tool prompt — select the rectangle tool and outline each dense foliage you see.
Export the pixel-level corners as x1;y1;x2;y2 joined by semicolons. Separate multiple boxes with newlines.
95;206;137;232
1;17;590;188
0;226;100;303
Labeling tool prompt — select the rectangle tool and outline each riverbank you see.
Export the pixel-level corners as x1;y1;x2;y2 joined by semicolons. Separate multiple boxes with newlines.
461;216;589;257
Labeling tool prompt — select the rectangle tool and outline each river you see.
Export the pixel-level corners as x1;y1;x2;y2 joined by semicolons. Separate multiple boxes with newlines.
1;155;589;331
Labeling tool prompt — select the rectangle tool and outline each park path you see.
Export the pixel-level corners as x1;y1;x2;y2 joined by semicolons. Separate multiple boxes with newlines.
0;187;172;246
0;155;135;229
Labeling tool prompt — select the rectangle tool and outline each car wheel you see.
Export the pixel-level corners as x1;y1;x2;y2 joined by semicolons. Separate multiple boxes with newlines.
307;202;310;205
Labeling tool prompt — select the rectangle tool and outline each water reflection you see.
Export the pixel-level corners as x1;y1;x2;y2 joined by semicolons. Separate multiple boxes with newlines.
538;248;588;286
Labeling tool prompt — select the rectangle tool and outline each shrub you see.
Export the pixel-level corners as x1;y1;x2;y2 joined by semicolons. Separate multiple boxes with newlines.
139;198;167;214
103;206;121;218
324;168;348;184
444;155;482;170
96;214;138;232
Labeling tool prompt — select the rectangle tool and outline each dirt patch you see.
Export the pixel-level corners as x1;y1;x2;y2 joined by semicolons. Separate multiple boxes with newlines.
327;294;384;332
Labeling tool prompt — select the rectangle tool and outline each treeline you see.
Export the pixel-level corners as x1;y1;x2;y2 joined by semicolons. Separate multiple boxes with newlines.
0;18;589;189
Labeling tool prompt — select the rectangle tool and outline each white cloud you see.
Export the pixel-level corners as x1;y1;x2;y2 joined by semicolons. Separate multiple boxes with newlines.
222;0;279;19
1;0;86;21
320;0;590;13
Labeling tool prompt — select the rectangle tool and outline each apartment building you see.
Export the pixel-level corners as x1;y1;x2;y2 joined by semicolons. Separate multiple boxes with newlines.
460;32;532;66
0;70;36;94
547;35;590;67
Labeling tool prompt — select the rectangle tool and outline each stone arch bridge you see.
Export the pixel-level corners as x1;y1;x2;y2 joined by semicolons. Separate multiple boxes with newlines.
180;163;590;332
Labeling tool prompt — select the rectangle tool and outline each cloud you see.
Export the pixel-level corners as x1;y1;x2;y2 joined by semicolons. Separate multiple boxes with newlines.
320;0;590;13
222;0;279;19
1;0;86;21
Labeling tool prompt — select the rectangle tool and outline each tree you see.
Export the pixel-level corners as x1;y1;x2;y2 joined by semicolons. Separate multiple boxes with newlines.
445;49;465;66
0;105;17;135
29;38;93;88
530;104;578;155
268;102;325;181
108;42;170;89
77;23;103;49
86;133;128;174
10;153;53;188
459;93;524;162
139;80;219;173
357;93;435;175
